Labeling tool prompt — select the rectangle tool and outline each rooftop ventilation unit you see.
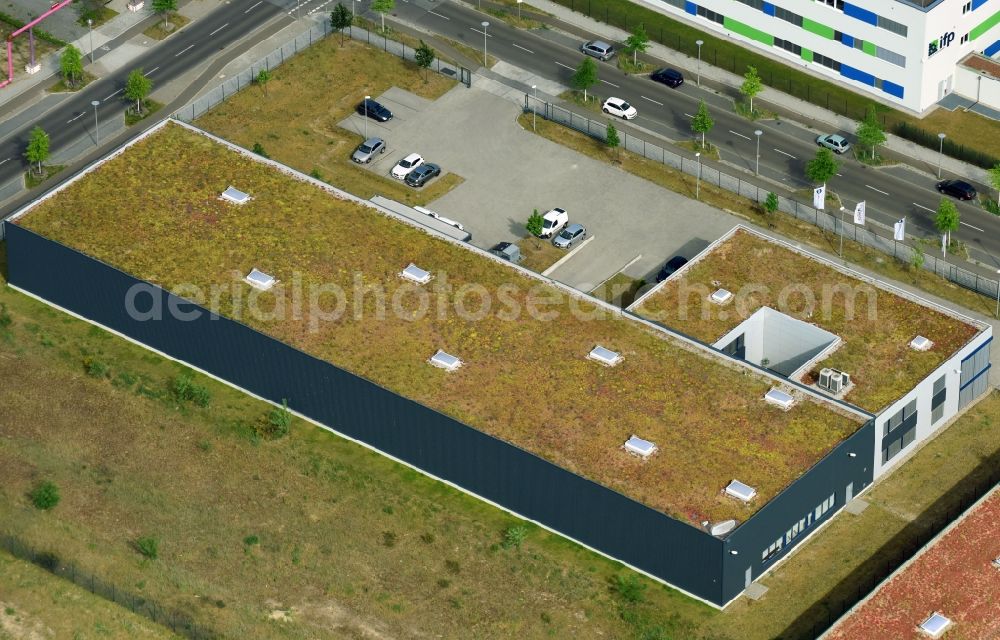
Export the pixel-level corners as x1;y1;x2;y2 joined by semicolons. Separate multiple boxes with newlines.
220;186;251;205
710;288;733;305
623;435;657;458
245;268;276;291
910;335;934;351
725;480;757;503
709;520;737;536
588;346;622;367
918;613;952;638
817;368;851;394
764;388;794;410
400;263;432;285
429;349;462;372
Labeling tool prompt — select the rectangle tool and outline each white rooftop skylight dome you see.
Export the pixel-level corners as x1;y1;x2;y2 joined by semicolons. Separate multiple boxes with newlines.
725;480;757;503
400;263;432;285
623;435;657;458
245;268;276;291
588;345;622;367
918;612;952;638
710;288;733;305
428;349;462;372
220;186;251;205
910;335;934;351
764;388;795;410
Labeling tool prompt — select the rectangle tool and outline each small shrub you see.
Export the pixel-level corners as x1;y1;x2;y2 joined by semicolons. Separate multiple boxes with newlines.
610;573;647;604
196;440;212;452
501;524;528;550
444;559;460;574
983;198;1000;216
252;142;269;158
243;535;259;546
260;399;292;439
112;371;138;388
171;373;210;407
136;536;159;560
436;578;450;588
84;358;109;378
382;505;394;515
29;480;60;510
419;532;435;544
310;167;324;180
540;612;551;624
381;531;397;548
0;303;11;328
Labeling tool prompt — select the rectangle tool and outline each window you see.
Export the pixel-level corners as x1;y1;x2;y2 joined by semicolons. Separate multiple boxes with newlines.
813;53;841;71
820;0;845;8
961;33;970;44
762;536;783;562
877;16;907;37
963;1;972;13
876;47;906;68
735;0;765;9
696;5;724;24
774;38;802;55
931;375;947;424
774;6;803;26
884;399;917;437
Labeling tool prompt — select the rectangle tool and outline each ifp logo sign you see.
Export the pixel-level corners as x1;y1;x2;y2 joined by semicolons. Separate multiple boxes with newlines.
928;31;955;57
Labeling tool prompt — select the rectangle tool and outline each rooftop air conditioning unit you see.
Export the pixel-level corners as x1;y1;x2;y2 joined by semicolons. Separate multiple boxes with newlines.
623;435;657;458
818;368;834;390
818;368;850;394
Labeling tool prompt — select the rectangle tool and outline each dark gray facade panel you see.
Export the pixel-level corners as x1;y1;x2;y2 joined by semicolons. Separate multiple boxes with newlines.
5;223;726;604
720;420;875;600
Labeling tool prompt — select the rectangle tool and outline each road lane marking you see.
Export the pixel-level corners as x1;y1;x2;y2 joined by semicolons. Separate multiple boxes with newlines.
308;0;334;14
144;66;159;76
512;43;534;54
469;27;492;37
774;148;797;159
913;202;935;213
209;22;229;36
175;44;194;56
865;184;889;195
836;173;843;177
428;10;449;19
103;88;122;101
554;61;574;70
729;129;750;140
641;95;663;106
682;112;694;117
961;221;985;232
67;112;85;123
244;1;262;12
0;158;9;166
600;79;619;88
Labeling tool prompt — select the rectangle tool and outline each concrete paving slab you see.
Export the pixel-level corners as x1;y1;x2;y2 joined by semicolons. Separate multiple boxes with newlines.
845;498;870;516
745;583;769;600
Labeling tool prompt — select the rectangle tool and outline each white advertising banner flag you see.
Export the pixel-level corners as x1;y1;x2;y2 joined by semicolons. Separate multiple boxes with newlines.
894;217;906;241
813;185;826;210
854;201;866;225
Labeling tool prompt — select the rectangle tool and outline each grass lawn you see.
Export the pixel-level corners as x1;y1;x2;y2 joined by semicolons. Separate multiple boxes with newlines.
517;235;567;272
142;14;191;40
591;272;648;307
76;5;118;28
23;165;65;190
516;113;999;319
17;122;862;526
0;280;717;640
0;550;178;639
918;106;1000;167
124;99;164;126
196;38;464;208
48;70;98;93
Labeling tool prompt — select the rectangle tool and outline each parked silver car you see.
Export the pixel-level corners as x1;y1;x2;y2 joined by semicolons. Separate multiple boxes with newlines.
581;40;615;61
553;223;586;249
816;134;851;154
352;137;386;164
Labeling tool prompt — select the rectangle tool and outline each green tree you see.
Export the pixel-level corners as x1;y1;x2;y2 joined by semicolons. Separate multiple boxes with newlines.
255;68;271;96
740;65;763;114
690;100;713;149
30;480;60;510
330;3;353;45
572;56;598;101
371;0;394;33
151;0;176;28
763;191;779;217
935;197;959;248
414;40;435;82
855;104;886;161
124;68;152;115
60;44;83;89
988;162;1000;208
622;24;649;66
606;122;620;161
805;147;840;186
526;208;543;237
24;126;49;175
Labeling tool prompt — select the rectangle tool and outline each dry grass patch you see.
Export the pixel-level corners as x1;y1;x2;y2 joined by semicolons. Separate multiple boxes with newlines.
196;37;462;207
18;122;862;525
634;230;980;412
517;235;565;272
143;14;191;40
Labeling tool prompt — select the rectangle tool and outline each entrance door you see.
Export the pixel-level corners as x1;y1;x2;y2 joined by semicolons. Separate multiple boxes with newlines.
745;566;752;588
845;482;854;503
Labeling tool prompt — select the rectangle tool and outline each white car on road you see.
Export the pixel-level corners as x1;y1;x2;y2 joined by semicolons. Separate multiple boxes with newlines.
391;153;424;180
602;97;637;120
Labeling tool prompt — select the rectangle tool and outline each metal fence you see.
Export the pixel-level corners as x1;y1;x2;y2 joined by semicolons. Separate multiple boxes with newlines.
526;95;1000;304
0;532;217;639
174;22;465;122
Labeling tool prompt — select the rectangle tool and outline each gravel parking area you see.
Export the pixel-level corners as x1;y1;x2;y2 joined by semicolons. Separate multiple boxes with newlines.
348;84;740;291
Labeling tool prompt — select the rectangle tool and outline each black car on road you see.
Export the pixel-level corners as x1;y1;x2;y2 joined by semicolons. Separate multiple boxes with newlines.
650;68;684;88
357;99;393;122
404;163;441;187
936;179;977;201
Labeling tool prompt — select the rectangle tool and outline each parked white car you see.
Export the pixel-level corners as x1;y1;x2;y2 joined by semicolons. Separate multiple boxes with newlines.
391;153;424;180
539;207;568;238
602;97;637;120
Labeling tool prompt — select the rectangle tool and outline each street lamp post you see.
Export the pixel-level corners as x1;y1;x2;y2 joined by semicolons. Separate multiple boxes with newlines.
363;95;370;139
754;129;762;176
937;132;946;179
91;100;100;144
88;18;94;65
695;39;703;88
517;0;522;19
531;84;537;132
481;21;489;66
838;206;847;259
995;269;1000;318
695;152;702;199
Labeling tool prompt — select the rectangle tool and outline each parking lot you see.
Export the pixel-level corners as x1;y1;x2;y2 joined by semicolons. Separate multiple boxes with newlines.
342;84;742;291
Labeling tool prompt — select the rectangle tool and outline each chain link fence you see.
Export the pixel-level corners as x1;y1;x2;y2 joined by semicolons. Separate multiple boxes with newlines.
525;95;1000;304
0;533;217;639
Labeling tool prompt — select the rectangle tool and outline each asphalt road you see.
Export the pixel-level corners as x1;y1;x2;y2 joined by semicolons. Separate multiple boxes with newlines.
0;0;298;186
382;0;1000;267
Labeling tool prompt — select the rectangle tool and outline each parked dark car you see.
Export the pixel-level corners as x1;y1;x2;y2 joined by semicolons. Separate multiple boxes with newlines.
356;99;393;122
936;179;977;201
404;163;441;187
655;255;688;282
650;68;684;88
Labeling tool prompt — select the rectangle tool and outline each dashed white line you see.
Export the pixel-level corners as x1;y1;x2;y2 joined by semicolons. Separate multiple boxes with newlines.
103;88;122;101
428;10;449;19
175;44;194;57
554;61;574;70
729;130;751;141
307;0;334;14
865;184;889;195
641;95;663;106
244;0;262;12
682;111;694;118
512;43;534;54
836;173;843;177
209;22;229;36
144;66;159;76
0;158;10;166
600;80;619;88
774;148;797;159
67;112;86;123
913;202;935;213
961;221;985;232
469;27;492;37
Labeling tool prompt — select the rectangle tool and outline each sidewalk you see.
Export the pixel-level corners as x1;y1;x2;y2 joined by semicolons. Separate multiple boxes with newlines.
494;0;992;186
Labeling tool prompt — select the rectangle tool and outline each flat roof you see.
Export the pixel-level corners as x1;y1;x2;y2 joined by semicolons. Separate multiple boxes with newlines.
11;121;866;526
631;228;982;413
825;486;1000;640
